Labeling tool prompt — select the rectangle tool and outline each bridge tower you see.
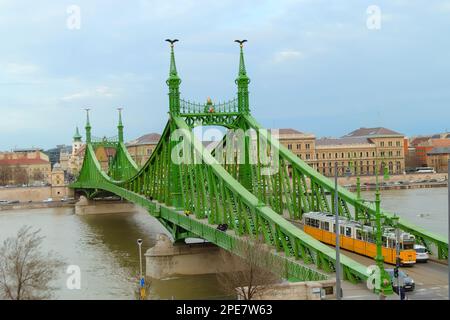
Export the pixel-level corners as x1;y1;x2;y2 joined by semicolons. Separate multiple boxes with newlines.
167;40;183;209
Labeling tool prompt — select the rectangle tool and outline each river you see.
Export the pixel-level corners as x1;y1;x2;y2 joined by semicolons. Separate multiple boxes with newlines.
0;187;447;299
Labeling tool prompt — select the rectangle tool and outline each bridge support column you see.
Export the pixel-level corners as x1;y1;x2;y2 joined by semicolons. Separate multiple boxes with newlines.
75;196;137;215
145;234;247;279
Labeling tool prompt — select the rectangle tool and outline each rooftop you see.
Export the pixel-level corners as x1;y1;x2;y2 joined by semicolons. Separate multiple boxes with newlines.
316;137;372;147
127;133;161;146
343;127;403;138
427;147;450;155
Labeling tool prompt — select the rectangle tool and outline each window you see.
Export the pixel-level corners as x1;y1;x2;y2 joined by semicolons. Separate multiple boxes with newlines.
388;151;393;157
335;153;338;159
305;144;310;150
396;141;401;147
381;151;385;157
320;221;329;231
380;141;385;147
288;144;292;150
388;141;393;147
396;150;401;156
322;153;325;159
345;227;352;237
366;152;369;157
306;154;310;160
297;144;301;150
356;229;363;240
341;153;344;158
360;152;363;157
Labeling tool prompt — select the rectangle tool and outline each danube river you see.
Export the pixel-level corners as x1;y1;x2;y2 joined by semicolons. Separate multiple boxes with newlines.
0;187;447;299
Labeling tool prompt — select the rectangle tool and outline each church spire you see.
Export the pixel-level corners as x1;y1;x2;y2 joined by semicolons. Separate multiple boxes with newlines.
165;39;181;115
234;40;250;114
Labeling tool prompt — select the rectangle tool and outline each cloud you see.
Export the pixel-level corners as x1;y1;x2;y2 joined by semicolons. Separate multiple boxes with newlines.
1;63;39;75
273;50;305;63
61;86;116;101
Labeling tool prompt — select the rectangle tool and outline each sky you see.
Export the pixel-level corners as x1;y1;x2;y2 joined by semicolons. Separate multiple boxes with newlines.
0;0;449;150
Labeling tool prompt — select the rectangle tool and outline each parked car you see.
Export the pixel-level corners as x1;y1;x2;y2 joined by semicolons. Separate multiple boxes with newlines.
414;244;429;262
43;198;53;203
386;269;415;293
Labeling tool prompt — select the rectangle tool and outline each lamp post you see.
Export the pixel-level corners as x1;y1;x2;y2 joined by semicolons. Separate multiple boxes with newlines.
448;158;450;301
334;162;341;300
137;238;145;300
373;160;393;296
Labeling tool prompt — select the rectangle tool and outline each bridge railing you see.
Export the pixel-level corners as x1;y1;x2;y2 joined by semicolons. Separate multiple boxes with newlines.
180;97;238;114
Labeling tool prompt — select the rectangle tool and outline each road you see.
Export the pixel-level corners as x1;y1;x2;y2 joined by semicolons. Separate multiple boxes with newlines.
288;218;449;300
338;248;449;300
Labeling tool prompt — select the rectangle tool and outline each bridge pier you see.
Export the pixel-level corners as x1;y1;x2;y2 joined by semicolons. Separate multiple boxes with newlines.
145;234;247;279
75;196;137;215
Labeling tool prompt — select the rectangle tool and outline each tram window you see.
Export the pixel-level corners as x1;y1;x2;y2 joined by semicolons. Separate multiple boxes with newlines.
382;236;387;247
356;229;362;240
345;227;352;237
333;224;336;233
321;221;329;231
305;218;310;226
367;233;375;243
340;226;345;235
402;243;414;250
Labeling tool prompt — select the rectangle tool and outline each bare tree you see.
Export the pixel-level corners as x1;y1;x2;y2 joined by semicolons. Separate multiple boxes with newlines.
32;169;44;182
216;238;285;300
0;226;65;300
0;166;13;185
12;166;29;186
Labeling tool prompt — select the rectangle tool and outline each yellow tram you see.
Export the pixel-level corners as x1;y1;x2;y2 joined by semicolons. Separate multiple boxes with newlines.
302;212;416;265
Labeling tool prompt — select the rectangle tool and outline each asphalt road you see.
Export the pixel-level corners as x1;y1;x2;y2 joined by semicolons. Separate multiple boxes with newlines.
337;248;449;300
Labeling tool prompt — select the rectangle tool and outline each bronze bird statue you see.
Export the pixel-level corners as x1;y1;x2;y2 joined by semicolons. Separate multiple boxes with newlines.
165;39;179;47
234;39;247;47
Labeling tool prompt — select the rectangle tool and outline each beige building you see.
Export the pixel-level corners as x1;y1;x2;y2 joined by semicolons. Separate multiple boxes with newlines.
50;163;68;199
275;127;405;177
126;133;161;167
426;147;450;173
276;129;316;162
0;149;51;185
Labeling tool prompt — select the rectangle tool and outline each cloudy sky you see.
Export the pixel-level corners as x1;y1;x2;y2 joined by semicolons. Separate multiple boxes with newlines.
0;0;449;150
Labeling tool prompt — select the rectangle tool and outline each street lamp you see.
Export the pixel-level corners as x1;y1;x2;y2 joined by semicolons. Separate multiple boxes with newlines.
373;160;393;297
137;238;146;300
448;158;450;301
333;161;353;300
334;162;342;300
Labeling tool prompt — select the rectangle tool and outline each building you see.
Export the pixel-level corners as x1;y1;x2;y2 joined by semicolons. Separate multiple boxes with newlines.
68;127;85;176
126;133;161;166
426;147;450;173
275;129;316;162
0;149;51;185
341;127;405;175
273;126;405;177
50;162;68;199
407;133;450;169
45;144;72;168
314;137;377;176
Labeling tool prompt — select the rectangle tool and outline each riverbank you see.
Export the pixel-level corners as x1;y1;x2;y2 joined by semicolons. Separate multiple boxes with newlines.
338;172;448;192
0;201;75;211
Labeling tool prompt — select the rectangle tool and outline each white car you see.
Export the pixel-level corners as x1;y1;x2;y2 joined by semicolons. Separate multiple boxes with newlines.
414;244;429;262
43;198;53;203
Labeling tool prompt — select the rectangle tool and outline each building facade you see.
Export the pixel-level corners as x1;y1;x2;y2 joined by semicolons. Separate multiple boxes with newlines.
426;147;450;173
275;127;406;177
0;149;51;185
126;133;161;167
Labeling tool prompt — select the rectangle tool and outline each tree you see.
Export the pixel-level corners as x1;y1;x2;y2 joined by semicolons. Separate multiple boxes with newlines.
12;166;28;186
0;166;13;185
216;238;284;300
32;169;44;182
0;226;65;300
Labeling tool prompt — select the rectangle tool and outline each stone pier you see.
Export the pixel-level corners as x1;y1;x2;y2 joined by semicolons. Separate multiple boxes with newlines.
75;196;137;215
145;234;247;279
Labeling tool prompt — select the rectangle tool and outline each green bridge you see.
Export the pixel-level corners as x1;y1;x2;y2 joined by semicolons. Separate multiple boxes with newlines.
70;41;448;293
